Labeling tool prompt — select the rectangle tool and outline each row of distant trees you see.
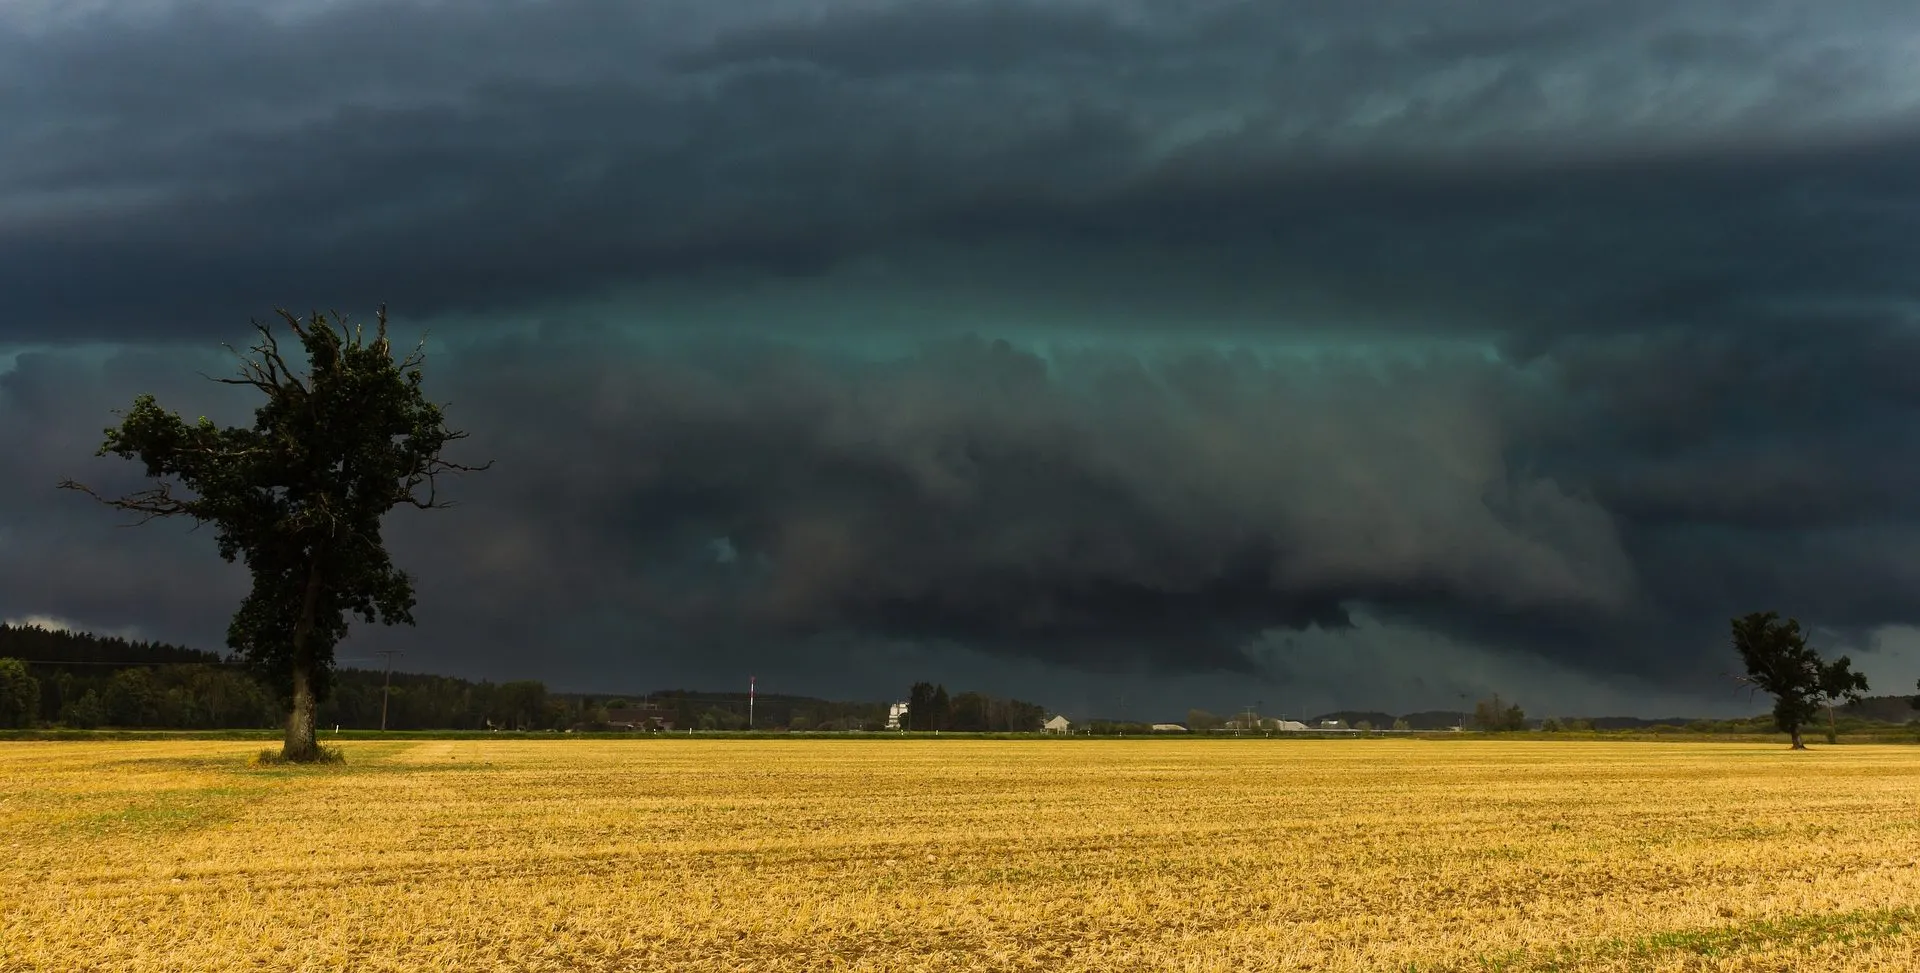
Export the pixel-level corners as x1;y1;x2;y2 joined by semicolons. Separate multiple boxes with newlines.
902;682;1048;732
0;623;902;733
0;623;566;731
589;691;890;731
4;612;1915;744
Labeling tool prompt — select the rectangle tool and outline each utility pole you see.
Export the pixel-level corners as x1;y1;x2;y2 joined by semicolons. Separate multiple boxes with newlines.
377;649;402;731
749;675;755;730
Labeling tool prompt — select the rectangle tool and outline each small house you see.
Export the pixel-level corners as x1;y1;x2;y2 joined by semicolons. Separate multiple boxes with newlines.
1042;715;1071;735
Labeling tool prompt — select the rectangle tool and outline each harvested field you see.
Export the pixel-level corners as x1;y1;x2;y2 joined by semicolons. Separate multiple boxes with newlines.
3;738;1918;971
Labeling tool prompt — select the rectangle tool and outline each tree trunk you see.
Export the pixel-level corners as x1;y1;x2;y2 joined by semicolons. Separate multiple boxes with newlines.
1789;725;1806;750
1826;703;1838;745
285;662;318;761
282;557;326;762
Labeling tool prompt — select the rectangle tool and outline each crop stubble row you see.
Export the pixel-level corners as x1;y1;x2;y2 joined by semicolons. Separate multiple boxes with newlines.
2;738;1918;971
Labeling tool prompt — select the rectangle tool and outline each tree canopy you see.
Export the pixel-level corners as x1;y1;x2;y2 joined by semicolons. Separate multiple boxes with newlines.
62;308;485;760
1731;611;1868;749
1471;696;1527;732
0;658;37;729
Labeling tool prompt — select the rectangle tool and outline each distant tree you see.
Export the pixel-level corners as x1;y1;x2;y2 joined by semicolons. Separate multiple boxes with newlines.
1186;709;1224;732
61;308;486;761
1353;720;1373;732
60;690;106;729
906;682;936;731
1471;696;1526;732
103;668;163;726
930;684;951;731
1911;678;1919;712
1540;718;1564;732
949;691;990;732
1731;611;1869;749
493;681;549;731
0;658;38;729
1390;718;1410;732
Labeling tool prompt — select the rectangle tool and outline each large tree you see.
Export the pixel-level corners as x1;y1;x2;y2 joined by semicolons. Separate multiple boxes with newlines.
62;309;485;761
1730;611;1868;750
0;658;38;729
1471;694;1527;732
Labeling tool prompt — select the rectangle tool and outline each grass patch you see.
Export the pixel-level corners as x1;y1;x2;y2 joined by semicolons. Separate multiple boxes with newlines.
56;785;263;838
1480;907;1919;970
249;744;346;767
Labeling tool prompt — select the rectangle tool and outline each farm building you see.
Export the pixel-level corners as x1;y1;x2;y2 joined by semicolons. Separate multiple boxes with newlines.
1150;723;1187;733
1042;715;1071;734
886;701;909;730
1274;720;1309;731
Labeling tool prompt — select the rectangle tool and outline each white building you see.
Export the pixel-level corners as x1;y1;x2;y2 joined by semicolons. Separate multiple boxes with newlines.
1275;720;1309;731
1042;715;1071;734
887;701;909;730
1150;723;1188;733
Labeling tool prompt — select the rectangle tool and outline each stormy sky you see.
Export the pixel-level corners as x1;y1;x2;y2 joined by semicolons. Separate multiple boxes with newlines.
6;0;1920;720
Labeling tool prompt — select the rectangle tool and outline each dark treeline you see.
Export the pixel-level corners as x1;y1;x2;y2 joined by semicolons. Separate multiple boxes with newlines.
3;623;276;729
3;623;568;730
2;624;917;732
903;681;1047;732
583;690;891;731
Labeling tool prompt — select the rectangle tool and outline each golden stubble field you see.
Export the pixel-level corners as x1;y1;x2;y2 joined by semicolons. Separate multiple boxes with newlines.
2;739;1919;972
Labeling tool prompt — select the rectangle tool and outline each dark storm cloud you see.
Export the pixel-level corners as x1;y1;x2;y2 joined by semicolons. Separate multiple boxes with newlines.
7;0;1920;337
6;0;1920;705
8;316;1920;694
398;333;1634;676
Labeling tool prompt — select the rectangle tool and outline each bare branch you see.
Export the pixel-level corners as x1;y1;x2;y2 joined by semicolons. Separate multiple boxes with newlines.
396;451;495;509
57;478;198;525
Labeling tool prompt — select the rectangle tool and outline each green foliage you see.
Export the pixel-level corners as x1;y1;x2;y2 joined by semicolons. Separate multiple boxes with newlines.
1471;697;1527;732
103;668;162;726
1186;708;1225;732
65;308;483;760
1731;611;1869;747
0;658;38;729
59;690;106;729
929;685;950;729
1390;718;1411;732
896;682;1043;731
